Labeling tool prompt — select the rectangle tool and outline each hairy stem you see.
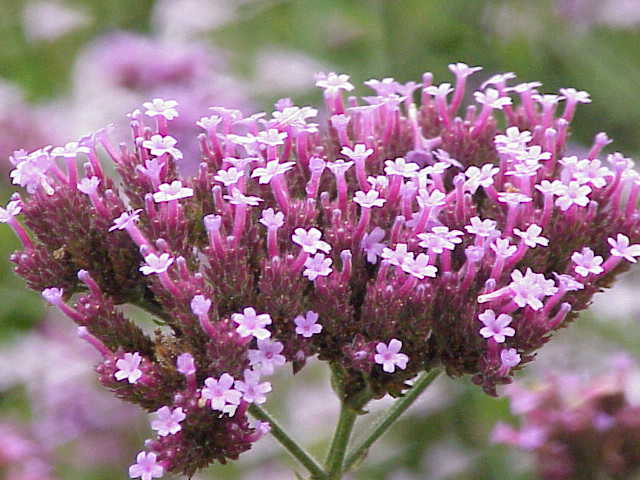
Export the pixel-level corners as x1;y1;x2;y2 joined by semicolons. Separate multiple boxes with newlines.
248;404;328;479
343;368;442;472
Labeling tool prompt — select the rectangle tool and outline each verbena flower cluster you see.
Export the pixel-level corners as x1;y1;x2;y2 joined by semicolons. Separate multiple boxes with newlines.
3;64;640;478
493;356;640;479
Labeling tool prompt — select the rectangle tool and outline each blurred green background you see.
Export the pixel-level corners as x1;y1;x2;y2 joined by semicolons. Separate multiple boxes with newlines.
1;0;640;479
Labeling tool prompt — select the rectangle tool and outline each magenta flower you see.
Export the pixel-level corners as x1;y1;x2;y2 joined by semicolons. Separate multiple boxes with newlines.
374;339;409;373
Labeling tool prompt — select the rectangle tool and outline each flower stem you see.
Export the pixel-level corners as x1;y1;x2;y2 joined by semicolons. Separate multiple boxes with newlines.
343;368;442;472
248;404;328;479
324;401;359;479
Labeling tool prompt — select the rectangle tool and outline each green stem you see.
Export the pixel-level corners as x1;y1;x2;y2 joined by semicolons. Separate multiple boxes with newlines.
324;402;359;479
248;404;328;480
343;368;442;472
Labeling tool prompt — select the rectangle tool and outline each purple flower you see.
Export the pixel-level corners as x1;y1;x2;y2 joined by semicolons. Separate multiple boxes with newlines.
235;369;272;404
176;353;196;376
292;227;331;254
571;247;604;277
143;98;179;120
294;311;323;338
152;180;193;203
248;339;286;375
151;406;186;436
129;451;164;480
608;234;640;262
201;373;242;415
303;253;333;281
115;352;143;384
142;135;183;160
231;307;272;339
478;310;516;343
374;339;409;373
140;253;174;276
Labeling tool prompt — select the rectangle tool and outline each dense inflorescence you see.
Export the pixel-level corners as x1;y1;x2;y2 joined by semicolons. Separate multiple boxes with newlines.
492;356;640;480
3;64;640;478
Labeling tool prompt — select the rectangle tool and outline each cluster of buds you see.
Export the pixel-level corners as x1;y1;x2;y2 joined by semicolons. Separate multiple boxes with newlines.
3;64;640;478
492;356;640;479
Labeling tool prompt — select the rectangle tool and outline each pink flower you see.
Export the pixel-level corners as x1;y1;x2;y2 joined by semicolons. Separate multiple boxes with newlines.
381;243;412;267
0;200;22;223
260;208;285;229
474;88;512;109
251;160;296;184
223;189;263;206
292;227;331;254
109;210;142;232
115;352;143;384
316;72;354;92
361;227;386;264
248;339;286;375
294;311;322;338
201;374;242;415
374;339;409;373
214;167;244;187
303;253;333;281
142;135;183;160
353;190;386;208
513;224;549;248
235;369;272;404
384;157;419;178
401;253;438;279
151;406;186;436
500;348;521;368
341;144;373;163
51;141;90;158
140;253;174;275
555;181;591;211
417;226;463;254
571;247;604;276
143;98;179;120
152;181;193;203
129;451;164;480
478;310;515;343
466;217;500;238
190;295;212;316
231;307;272;339
608;234;640;263
256;129;288;147
464;164;500;193
176;353;196;376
